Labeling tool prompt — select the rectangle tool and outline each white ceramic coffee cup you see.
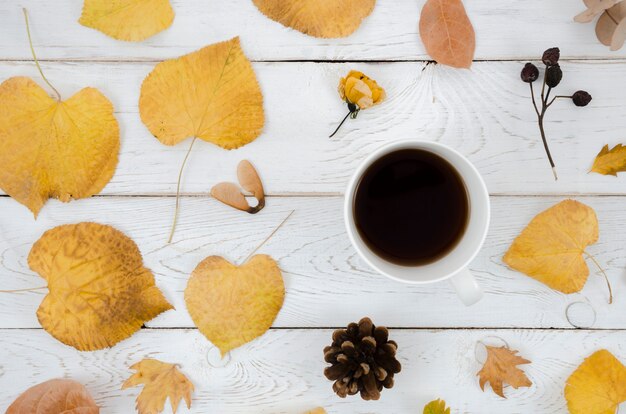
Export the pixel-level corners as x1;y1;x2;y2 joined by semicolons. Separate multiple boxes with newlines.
344;140;490;306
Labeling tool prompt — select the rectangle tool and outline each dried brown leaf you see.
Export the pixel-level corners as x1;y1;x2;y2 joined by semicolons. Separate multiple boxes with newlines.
7;379;99;414
419;0;476;68
477;346;532;398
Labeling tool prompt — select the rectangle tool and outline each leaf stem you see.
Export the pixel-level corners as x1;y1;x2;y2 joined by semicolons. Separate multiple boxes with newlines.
23;8;61;101
241;210;294;264
0;286;47;293
167;137;197;244
585;252;613;304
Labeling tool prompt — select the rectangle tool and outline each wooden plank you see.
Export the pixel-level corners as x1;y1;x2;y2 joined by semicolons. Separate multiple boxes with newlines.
0;328;624;413
2;1;626;61
1;195;624;329
1;61;625;196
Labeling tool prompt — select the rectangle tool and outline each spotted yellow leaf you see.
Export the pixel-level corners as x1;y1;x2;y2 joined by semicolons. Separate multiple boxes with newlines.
28;223;173;351
123;359;194;414
185;255;285;356
504;200;600;294
565;349;626;414
252;0;376;38
80;0;175;41
591;144;626;176
0;77;119;217
139;37;264;149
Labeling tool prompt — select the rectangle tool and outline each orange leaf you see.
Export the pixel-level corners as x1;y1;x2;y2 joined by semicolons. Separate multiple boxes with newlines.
419;0;476;68
7;379;99;414
477;346;532;398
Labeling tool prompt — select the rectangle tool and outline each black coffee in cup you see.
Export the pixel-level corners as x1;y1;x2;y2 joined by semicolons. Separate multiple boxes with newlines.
353;148;469;266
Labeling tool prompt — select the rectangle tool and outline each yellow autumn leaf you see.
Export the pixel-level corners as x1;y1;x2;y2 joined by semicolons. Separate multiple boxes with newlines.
80;0;175;41
503;199;601;295
252;0;376;38
0;77;119;217
591;144;626;176
184;255;285;356
423;399;450;414
139;37;264;149
338;70;386;110
565;349;626;414
123;359;194;414
28;222;173;351
477;346;532;398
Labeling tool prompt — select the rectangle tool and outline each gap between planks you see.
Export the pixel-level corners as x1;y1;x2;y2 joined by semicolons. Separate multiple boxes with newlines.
2;327;625;332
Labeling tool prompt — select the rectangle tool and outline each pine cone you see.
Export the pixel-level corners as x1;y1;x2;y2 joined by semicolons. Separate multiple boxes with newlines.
323;317;401;401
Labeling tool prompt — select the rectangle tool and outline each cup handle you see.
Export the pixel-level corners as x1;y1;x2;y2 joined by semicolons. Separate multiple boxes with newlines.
450;268;483;306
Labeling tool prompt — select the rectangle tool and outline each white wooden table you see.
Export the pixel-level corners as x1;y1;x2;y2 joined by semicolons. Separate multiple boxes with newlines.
1;1;626;413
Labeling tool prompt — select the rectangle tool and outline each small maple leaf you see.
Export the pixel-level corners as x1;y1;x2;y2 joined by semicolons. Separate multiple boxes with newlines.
123;359;194;414
477;346;532;398
591;144;626;176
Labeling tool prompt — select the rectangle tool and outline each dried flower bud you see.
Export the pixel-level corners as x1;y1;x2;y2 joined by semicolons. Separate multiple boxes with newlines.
545;64;563;88
521;63;539;83
542;47;560;66
572;90;592;107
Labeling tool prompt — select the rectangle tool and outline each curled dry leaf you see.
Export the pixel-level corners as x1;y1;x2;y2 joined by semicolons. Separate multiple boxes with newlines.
477;346;532;398
123;359;194;414
80;0;175;41
211;160;266;214
6;379;99;414
574;0;623;23
591;144;626;175
565;349;626;414
252;0;376;38
28;222;173;351
419;0;476;68
503;200;611;302
339;70;386;110
0;77;119;217
184;255;285;356
140;37;264;149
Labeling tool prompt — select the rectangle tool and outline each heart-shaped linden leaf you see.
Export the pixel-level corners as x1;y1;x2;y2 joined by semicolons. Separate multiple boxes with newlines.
0;77;119;217
184;255;285;356
80;0;175;41
28;222;173;351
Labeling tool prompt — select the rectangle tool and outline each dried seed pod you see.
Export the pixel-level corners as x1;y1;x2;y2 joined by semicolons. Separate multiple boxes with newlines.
211;160;266;214
521;63;539;83
545;64;563;88
211;182;250;212
572;90;593;107
542;47;560;66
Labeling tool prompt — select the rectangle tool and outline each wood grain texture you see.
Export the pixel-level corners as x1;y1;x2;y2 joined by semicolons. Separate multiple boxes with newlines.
0;61;625;196
2;0;626;61
0;328;624;413
1;196;624;329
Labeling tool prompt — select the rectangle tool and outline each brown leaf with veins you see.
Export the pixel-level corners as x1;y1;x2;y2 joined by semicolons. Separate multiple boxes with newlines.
28;222;173;351
419;0;476;68
123;359;194;414
477;346;532;398
6;378;99;414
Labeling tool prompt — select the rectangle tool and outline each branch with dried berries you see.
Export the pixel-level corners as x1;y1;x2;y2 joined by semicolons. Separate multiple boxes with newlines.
521;48;592;180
